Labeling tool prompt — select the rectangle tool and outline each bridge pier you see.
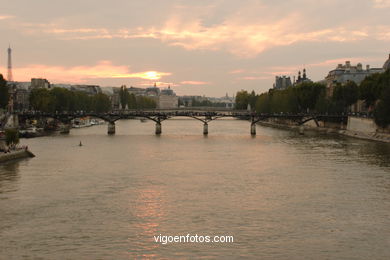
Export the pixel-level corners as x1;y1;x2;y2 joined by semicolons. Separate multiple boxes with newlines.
299;125;304;135
107;122;115;135
203;122;208;135
251;123;256;136
155;122;162;135
60;123;71;134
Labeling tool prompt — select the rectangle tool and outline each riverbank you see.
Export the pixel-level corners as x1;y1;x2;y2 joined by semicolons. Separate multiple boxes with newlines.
0;149;35;163
258;118;390;143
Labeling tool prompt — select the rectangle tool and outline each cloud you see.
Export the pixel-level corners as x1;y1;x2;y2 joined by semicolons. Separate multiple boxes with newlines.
0;61;171;83
180;81;209;85
372;0;390;8
240;76;272;80
0;15;14;20
31;18;382;58
229;69;245;74
137;81;178;87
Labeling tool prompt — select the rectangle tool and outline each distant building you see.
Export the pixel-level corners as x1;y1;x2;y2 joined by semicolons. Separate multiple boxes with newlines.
51;83;72;90
158;86;178;109
30;78;50;89
179;96;204;107
207;93;235;109
294;68;312;85
110;87;121;110
128;86;146;96
145;83;160;97
70;85;102;96
325;60;384;96
6;81;30;111
273;76;292;90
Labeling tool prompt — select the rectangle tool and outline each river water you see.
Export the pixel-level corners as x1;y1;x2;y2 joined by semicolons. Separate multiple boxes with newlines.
1;119;390;259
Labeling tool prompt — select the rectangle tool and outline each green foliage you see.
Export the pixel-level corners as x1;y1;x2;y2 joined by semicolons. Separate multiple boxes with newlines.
93;93;111;113
373;78;390;128
359;72;389;108
255;82;325;114
248;90;257;110
333;81;359;111
29;87;112;113
235;90;249;109
293;82;326;112
118;86;156;109
136;96;157;109
128;93;137;109
0;74;9;109
5;128;19;146
29;88;56;112
119;85;130;108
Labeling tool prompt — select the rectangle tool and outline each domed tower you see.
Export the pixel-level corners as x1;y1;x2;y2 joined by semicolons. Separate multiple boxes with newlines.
383;53;390;71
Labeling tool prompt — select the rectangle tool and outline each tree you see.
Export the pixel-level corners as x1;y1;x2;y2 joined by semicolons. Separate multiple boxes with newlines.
333;81;359;112
29;88;56;112
136;96;156;109
0;74;9;109
5;128;19;146
373;79;390;128
119;85;130;108
93;93;111;113
359;73;384;108
294;82;326;113
255;93;271;113
235;90;250;110
128;93;137;109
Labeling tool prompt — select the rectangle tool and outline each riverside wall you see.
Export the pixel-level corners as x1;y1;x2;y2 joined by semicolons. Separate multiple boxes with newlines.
258;116;390;143
0;149;35;163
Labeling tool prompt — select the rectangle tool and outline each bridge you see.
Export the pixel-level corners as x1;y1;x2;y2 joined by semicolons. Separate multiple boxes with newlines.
16;109;348;136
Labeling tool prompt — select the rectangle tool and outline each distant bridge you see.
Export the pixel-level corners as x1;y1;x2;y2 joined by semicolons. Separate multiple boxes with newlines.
16;110;348;135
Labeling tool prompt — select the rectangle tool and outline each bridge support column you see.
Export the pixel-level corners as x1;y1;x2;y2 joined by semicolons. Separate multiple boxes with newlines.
155;122;162;135
251;123;256;136
299;125;304;135
108;122;115;135
203;122;208;135
60;123;71;134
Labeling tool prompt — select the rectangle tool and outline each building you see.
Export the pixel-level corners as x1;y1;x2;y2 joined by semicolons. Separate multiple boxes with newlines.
6;82;30;111
294;68;312;85
128;86;146;96
145;83;160;97
273;76;292;90
70;85;102;96
14;88;30;111
325;60;384;97
30;78;50;89
105;87;121;110
179;96;204;107
158;86;178;109
208;93;235;109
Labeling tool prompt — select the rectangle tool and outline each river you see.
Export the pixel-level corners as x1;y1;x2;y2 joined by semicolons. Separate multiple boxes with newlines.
1;119;390;259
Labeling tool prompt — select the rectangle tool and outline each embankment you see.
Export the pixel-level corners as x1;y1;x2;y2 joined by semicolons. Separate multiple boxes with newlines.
258;116;390;143
0;149;35;163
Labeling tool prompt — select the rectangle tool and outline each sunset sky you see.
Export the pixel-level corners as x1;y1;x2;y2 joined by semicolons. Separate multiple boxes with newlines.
0;0;389;97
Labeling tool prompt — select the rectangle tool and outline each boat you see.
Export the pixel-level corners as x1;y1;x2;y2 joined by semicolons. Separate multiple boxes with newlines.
72;118;92;128
19;126;44;138
90;119;105;125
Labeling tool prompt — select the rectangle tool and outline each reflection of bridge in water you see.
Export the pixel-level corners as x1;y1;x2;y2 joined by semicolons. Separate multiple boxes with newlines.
17;109;348;136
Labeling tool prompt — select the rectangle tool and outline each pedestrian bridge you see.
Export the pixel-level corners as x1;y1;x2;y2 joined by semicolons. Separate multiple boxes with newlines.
16;110;347;136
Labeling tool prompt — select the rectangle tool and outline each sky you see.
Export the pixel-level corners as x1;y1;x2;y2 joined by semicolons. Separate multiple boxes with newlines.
0;0;389;97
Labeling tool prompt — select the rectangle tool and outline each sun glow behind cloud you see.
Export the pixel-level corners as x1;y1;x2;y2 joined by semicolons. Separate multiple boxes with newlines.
0;61;171;83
